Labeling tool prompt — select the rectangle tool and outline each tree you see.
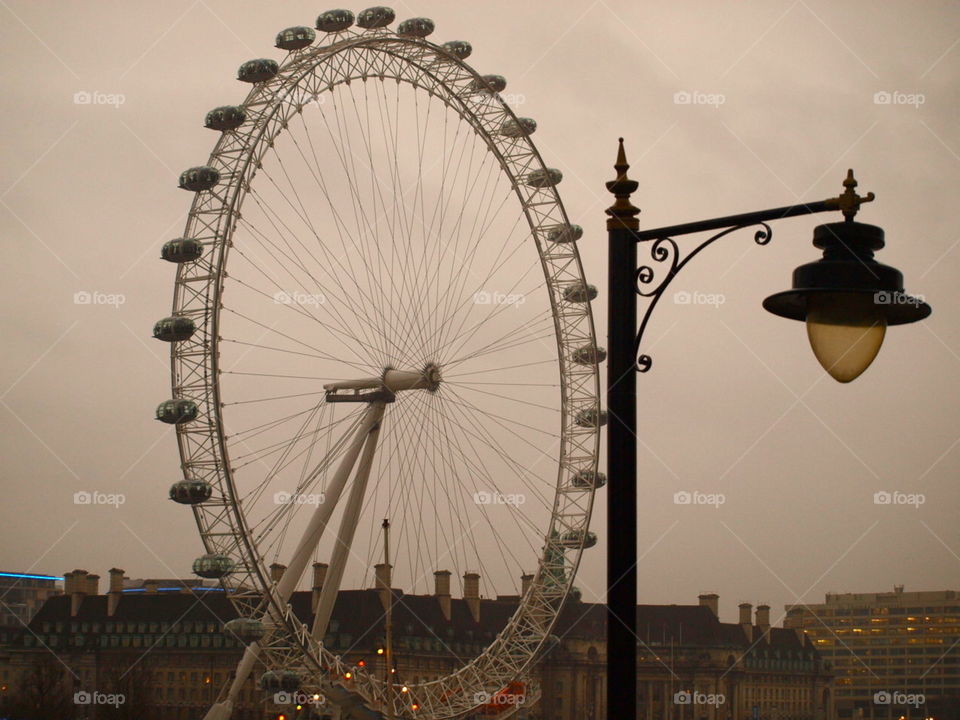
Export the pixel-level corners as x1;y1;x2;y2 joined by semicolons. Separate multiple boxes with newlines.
5;652;75;720
95;653;159;720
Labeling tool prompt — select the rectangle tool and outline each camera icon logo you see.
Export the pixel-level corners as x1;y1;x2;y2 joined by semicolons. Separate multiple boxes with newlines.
673;290;691;305
673;91;692;105
274;691;293;704
874;491;892;505
74;291;92;305
674;491;692;505
74;691;92;704
873;690;892;704
473;291;492;305
73;91;92;105
873;91;892;105
74;491;92;505
674;690;692;704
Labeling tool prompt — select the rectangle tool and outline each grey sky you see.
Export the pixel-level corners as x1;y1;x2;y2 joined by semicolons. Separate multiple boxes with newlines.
1;0;958;628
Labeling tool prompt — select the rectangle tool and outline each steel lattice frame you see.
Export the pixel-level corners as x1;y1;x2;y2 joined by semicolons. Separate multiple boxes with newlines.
168;21;601;720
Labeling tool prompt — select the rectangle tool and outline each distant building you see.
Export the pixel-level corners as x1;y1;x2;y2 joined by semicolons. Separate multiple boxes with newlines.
544;594;833;720
0;567;833;720
0;571;60;628
785;585;960;719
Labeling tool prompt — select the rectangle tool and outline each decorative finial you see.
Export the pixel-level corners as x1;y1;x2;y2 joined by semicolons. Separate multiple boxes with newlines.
614;137;628;176
606;138;640;231
828;168;875;221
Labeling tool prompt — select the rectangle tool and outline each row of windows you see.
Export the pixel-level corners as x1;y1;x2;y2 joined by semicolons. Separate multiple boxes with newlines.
828;625;960;633
830;652;959;661
835;687;941;697
816;637;951;646
25;634;243;649
837;668;960;680
743;658;818;672
41;620;221;634
801;605;957;617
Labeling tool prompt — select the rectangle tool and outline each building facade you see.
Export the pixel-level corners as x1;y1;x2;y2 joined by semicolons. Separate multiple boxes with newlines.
0;567;832;720
0;571;60;628
785;586;960;719
541;594;833;720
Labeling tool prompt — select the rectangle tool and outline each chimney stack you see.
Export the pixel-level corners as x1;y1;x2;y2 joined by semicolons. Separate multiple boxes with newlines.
464;572;480;623
434;570;452;621
69;569;89;617
698;593;719;619
521;573;534;598
756;604;771;639
63;571;75;596
270;563;287;583
108;568;125;617
311;562;328;613
85;574;100;596
738;602;752;638
375;563;392;610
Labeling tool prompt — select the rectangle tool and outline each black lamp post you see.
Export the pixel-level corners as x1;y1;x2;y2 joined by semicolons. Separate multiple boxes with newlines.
603;139;930;719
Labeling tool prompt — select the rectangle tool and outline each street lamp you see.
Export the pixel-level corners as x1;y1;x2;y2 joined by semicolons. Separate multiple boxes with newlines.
603;139;931;719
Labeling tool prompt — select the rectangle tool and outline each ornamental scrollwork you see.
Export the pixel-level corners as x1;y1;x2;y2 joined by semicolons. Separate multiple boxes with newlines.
633;222;774;372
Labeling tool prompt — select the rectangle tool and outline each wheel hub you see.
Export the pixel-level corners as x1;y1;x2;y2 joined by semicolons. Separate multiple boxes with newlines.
324;363;442;402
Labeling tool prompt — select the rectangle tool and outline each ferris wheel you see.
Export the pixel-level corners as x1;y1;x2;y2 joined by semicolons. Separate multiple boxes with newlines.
154;7;604;719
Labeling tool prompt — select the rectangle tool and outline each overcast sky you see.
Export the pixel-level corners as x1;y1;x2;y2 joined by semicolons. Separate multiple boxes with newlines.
1;0;959;628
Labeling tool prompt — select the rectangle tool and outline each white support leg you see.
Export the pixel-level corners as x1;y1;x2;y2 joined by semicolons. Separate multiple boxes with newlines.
204;402;385;720
273;402;384;604
312;415;383;641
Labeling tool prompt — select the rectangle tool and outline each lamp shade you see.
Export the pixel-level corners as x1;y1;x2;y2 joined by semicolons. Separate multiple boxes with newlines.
763;222;930;382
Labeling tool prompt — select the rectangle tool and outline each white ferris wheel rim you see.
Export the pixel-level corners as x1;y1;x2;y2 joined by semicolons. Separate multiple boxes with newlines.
166;13;602;720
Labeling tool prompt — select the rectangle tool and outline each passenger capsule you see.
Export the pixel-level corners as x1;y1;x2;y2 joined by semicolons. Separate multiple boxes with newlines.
204;106;246;131
569;586;583;602
563;282;597;304
169;480;213;505
178;166;220;192
316;9;355;32
161;238;204;263
397;17;434;38
156;399;199;424
469;74;506;95
575;407;607;428
441;41;472;59
500;117;536;138
545;224;582;244
153;316;196;342
571;470;607;489
571;344;606;365
224;617;266;644
559;529;598;549
260;670;301;692
357;6;395;29
276;26;316;50
525;168;562;189
192;553;235;579
238;58;279;83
